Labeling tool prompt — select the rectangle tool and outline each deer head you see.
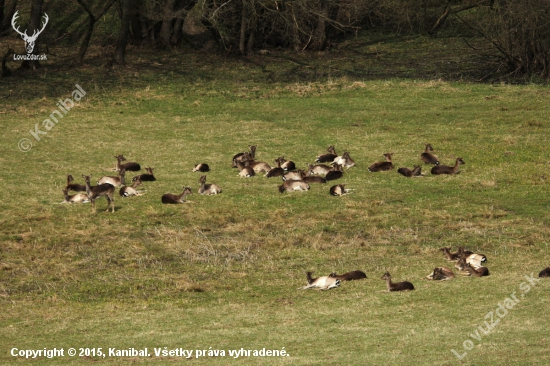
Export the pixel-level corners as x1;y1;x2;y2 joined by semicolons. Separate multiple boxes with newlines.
12;11;49;54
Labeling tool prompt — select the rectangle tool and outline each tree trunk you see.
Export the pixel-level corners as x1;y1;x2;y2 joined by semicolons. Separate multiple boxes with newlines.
1;0;17;35
0;0;5;29
310;1;328;50
114;0;132;65
182;0;216;51
76;0;116;64
246;0;256;55
158;0;176;49
238;0;248;55
171;17;183;45
129;0;143;46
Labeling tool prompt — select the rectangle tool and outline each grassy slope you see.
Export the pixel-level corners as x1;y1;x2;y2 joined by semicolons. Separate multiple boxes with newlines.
1;35;550;365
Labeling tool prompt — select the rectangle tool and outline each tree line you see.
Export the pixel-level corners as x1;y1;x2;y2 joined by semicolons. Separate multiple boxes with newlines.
1;0;550;78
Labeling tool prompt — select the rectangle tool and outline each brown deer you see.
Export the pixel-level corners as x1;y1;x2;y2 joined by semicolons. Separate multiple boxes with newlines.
315;145;338;163
97;169;126;187
278;180;310;193
464;263;489;277
426;267;455;280
61;189;90;204
192;163;210;172
325;164;344;181
133;167;156;182
114;155;141;172
119;177;144;197
397;166;422;177
308;163;332;176
329;270;366;281
421;144;439;165
83;175;115;213
539;267;550;278
431;157;465;175
440;247;473;261
381;272;414;291
329;184;351;196
369;153;394;172
198;175;222;195
266;157;285;178
65;174;87;192
161;187;193;204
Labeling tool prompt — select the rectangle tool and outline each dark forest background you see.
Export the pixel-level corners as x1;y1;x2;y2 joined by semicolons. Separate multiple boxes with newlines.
1;0;550;80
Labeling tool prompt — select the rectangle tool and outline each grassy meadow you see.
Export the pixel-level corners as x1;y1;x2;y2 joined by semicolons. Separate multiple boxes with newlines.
1;36;550;365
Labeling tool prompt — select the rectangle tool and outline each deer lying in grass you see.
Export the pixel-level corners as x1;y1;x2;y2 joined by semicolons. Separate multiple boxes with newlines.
539;267;550;278
381;272;414;291
431;157;465;175
325;164;344;181
98;169;126;187
244;147;271;173
278;156;296;171
119;177;144;197
308;163;332;176
61;189;90;204
235;158;255;177
455;248;487;271
333;151;355;169
368;153;394;172
161;187;192;204
192;163;210;172
329;270;366;281
463;263;489;277
421;144;439;165
425;267;455;280
315;145;338;163
397;166;422;177
329;184;351;196
198;175;222;195
278;180;309;193
266;157;285;178
133;167;156;182
440;247;473;261
301;271;340;290
83;175;115;213
65;174;87;192
114;155;141;172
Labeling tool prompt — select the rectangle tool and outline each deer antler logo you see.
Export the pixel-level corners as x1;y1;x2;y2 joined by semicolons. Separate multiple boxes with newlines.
11;11;49;54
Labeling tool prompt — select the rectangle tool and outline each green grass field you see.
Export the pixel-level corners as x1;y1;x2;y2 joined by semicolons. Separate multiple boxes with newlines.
1;36;550;365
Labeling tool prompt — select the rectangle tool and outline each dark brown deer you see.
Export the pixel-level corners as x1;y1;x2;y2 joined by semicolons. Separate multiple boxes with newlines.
539;267;550;278
431;158;465;175
161;187;193;204
315;145;338;163
83;175;115;213
369;153;394;172
397;166;422;177
133;167;156;182
114;155;141;172
266;157;285;178
329;270;366;281
192;163;210;172
381;272;414;291
325;164;344;181
65;174;87;192
421;144;439;165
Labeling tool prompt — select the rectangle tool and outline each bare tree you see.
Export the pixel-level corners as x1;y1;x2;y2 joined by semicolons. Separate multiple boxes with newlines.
114;0;132;65
75;0;117;63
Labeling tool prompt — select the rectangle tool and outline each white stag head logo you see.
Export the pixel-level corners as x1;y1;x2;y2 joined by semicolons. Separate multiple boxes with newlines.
11;11;49;54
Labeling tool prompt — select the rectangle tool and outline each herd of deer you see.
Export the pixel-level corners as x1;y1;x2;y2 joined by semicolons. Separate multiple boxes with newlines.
303;247;550;291
60;143;467;211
